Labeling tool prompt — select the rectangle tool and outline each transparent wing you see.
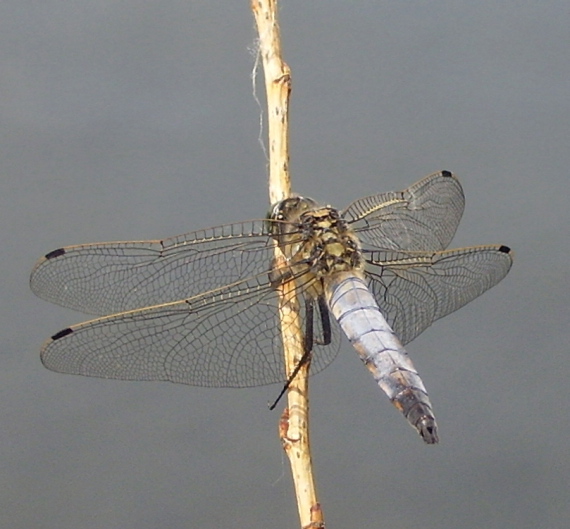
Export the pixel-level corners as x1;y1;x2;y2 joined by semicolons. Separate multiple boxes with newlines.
365;245;512;345
30;220;276;315
343;171;465;251
40;275;341;387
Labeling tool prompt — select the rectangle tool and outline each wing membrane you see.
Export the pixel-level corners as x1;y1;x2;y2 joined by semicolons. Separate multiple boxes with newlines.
365;245;512;344
344;171;465;251
40;275;341;387
30;220;275;315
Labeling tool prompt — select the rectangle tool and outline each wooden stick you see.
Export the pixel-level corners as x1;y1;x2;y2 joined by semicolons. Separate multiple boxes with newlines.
251;1;324;527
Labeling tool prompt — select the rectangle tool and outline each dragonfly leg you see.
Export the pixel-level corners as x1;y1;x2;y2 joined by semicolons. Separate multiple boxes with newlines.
268;298;314;410
314;295;332;346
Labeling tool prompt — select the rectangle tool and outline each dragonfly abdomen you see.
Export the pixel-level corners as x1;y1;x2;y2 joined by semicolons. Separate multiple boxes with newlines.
324;272;439;444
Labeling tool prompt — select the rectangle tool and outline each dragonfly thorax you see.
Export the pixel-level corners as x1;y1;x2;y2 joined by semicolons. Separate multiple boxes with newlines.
297;206;363;277
270;196;364;282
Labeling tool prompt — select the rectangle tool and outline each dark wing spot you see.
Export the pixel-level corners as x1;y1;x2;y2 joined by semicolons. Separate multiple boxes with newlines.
441;170;453;178
51;327;74;341
499;245;511;253
45;248;66;260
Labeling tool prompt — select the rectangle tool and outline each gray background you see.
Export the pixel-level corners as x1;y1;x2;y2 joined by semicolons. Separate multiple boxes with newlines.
2;1;569;528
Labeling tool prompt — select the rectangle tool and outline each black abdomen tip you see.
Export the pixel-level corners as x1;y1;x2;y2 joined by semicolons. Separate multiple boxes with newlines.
45;248;66;260
418;417;439;444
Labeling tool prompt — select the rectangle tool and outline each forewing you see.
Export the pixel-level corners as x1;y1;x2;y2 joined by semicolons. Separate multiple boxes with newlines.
40;275;341;387
30;220;275;315
365;245;512;344
343;171;465;251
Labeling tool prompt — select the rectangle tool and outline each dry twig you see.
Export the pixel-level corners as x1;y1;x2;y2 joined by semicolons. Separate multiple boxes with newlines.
251;1;324;527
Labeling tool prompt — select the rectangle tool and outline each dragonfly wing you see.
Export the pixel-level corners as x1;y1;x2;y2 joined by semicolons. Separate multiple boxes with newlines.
30;220;274;315
343;171;465;251
40;276;341;387
365;245;512;345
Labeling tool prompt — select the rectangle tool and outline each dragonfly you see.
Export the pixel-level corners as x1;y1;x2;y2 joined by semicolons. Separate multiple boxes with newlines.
30;171;512;444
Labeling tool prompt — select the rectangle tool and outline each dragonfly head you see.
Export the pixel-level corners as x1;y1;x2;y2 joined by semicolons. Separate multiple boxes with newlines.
267;196;322;243
268;196;322;224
